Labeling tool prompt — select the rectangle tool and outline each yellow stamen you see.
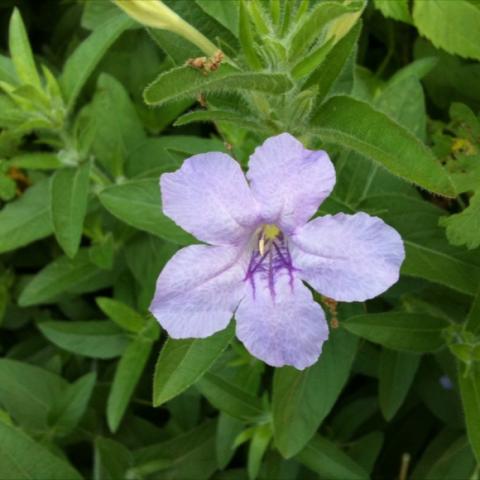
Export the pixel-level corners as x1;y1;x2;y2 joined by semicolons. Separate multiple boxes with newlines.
263;224;280;240
258;224;280;255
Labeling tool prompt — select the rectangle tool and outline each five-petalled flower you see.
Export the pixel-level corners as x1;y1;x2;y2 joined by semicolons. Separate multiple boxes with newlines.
150;133;405;369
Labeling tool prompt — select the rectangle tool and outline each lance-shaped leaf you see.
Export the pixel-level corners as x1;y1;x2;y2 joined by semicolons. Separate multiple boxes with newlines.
98;179;195;245
107;336;154;432
153;324;234;407
174;109;270;132
458;364;480;463
311;95;455;196
378;349;420;420
50;162;91;258
0;422;82;480
19;249;113;306
144;64;292;106
0;179;52;254
60;13;133;110
344;312;448;353
272;329;358;458
296;434;369;480
8;8;41;88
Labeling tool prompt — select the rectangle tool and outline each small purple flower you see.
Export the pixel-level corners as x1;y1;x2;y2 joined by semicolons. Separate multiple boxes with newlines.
150;133;405;369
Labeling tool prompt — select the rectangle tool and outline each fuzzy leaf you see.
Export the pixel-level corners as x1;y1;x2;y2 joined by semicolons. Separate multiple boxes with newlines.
311;95;455;196
144;64;292;106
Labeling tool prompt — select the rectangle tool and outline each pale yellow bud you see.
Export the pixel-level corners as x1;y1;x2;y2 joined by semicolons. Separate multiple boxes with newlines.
113;0;219;57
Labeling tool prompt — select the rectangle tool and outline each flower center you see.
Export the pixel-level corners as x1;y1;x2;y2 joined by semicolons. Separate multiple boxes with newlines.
259;223;281;255
245;224;295;300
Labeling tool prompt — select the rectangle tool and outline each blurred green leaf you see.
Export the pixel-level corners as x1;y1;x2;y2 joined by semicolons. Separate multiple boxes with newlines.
413;0;480;61
458;363;480;463
133;421;218;480
374;0;411;23
0;422;82;480
49;372;96;436
296;434;369;480
440;193;480;250
0;358;65;432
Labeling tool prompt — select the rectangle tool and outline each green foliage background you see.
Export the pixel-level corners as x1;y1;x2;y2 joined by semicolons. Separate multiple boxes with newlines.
0;0;479;479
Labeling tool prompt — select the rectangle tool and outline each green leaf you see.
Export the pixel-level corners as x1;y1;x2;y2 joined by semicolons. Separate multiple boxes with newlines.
39;320;129;358
411;430;475;480
8;8;41;89
248;424;272;480
107;337;153;432
153;324;234;406
98;179;195;245
216;413;244;469
378;349;420;420
96;297;145;333
196;0;239;36
95;438;134;480
311;95;455;196
238;0;262;70
143;64;292;106
344;312;448;352
197;372;264;421
49;372;96;436
90;74;146;177
0;358;66;432
458;364;480;463
374;0;411;23
305;21;359;100
19;249;113;306
9;152;62;170
296;434;369;480
440;193;480;249
413;0;480;61
174;109;270;132
289;1;364;60
359;194;480;296
272;329;358;458
133;421;218;480
348;431;384;474
0;422;82;480
465;285;480;335
60;13;133;110
0;180;52;254
50;162;91;258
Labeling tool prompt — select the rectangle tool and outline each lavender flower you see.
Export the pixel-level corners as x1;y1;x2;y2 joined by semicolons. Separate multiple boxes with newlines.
150;133;405;369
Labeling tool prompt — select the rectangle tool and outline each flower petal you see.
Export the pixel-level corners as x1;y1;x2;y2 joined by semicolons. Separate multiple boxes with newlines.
150;244;248;338
246;133;335;233
161;152;260;245
291;213;405;302
235;273;329;370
